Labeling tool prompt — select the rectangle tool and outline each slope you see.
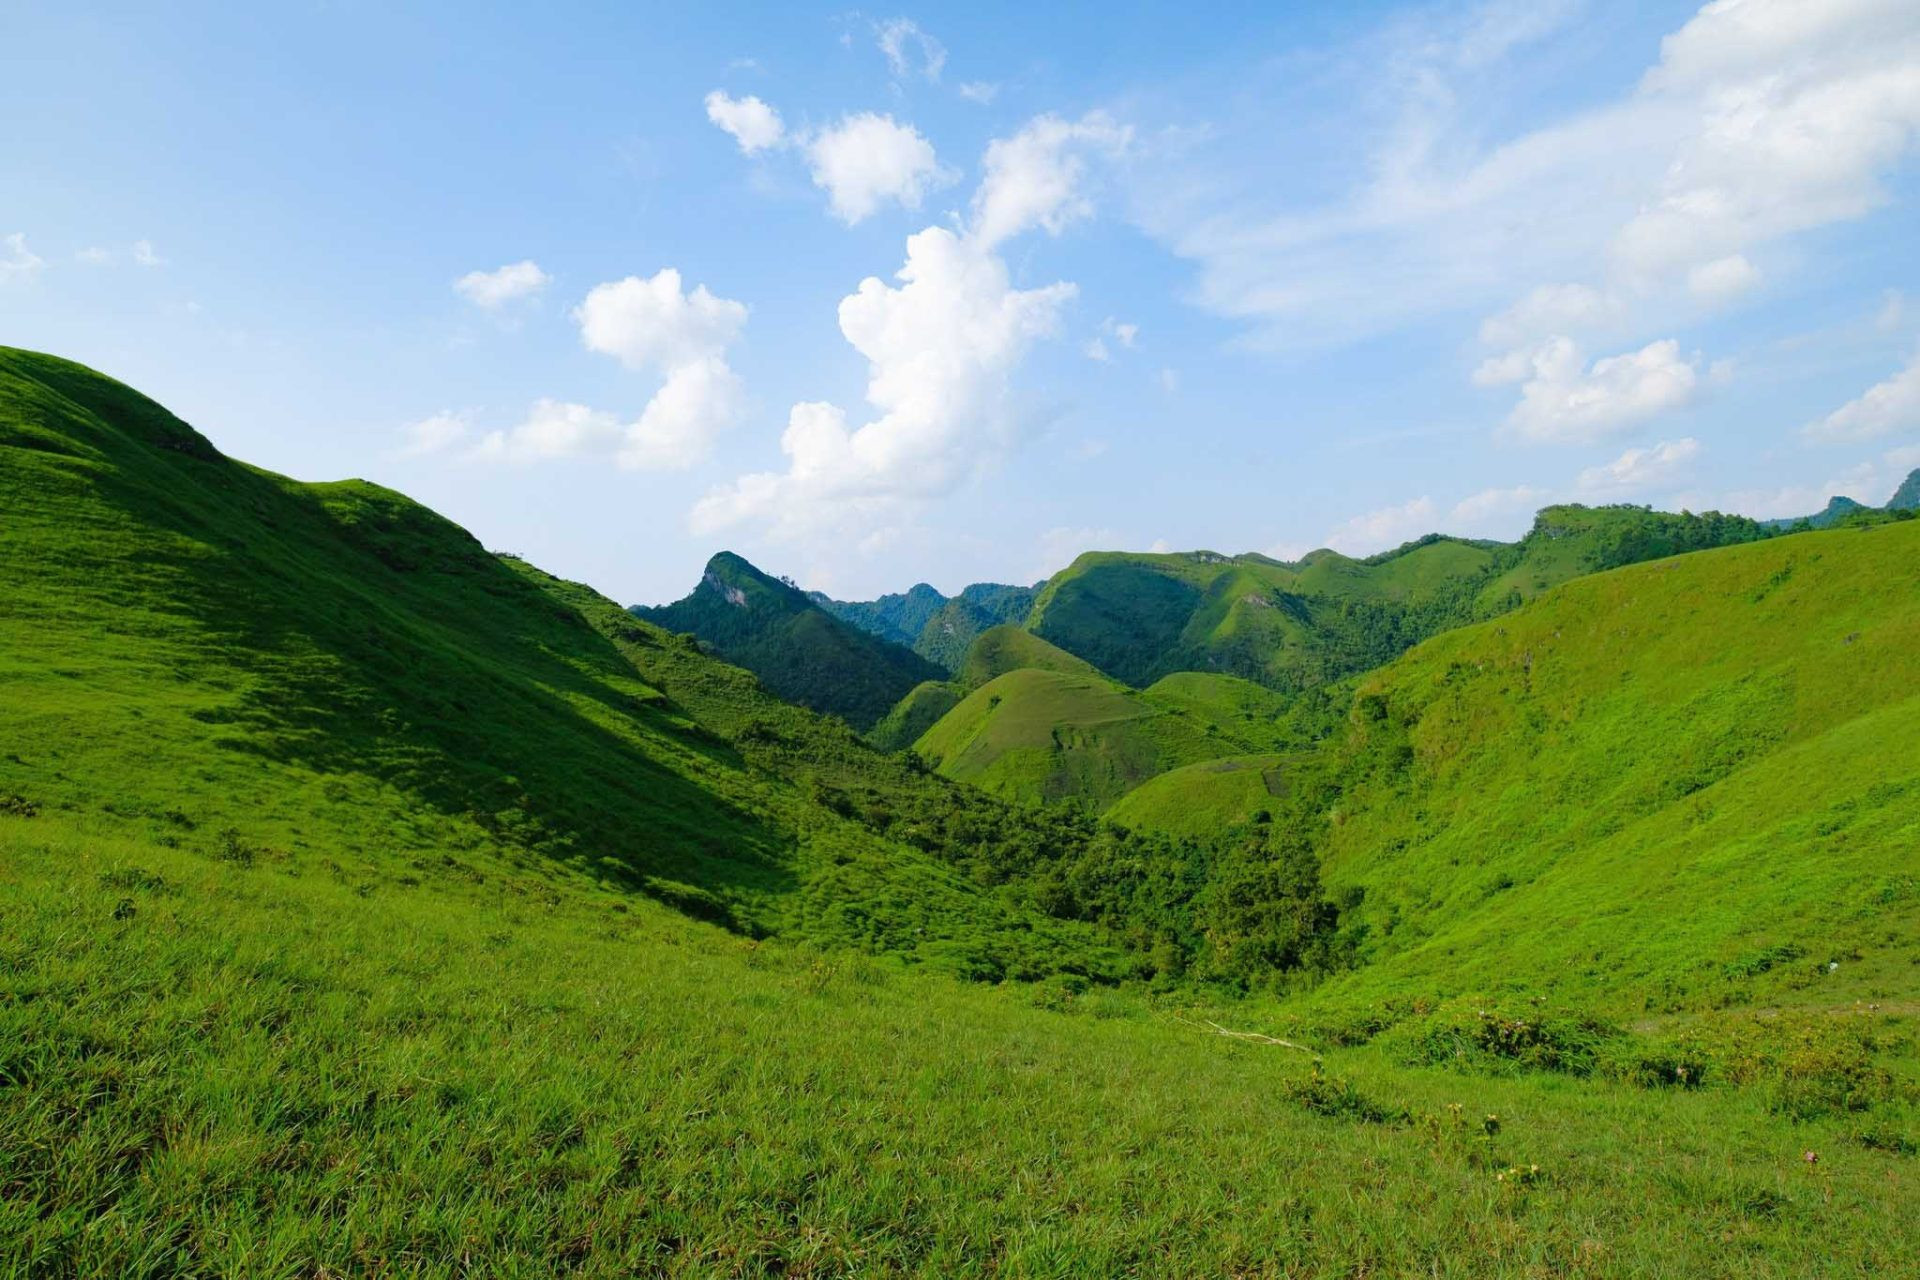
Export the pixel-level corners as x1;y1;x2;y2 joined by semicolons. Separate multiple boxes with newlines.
1273;520;1920;1012
1027;509;1773;692
634;552;945;731
912;666;1296;809
812;579;1039;673
0;346;1128;980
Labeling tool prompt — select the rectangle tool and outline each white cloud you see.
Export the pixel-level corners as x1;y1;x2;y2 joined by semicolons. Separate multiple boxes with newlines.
1;233;45;284
1134;0;1920;352
75;246;113;265
1159;367;1180;394
1685;254;1761;304
1083;337;1110;362
692;225;1074;539
473;399;622;463
704;90;785;155
1502;337;1701;444
805;113;954;224
1105;318;1140;348
1478;283;1620;348
1325;496;1437;556
620;356;746;470
958;81;1000;105
1574;437;1702;496
1804;348;1920;441
575;268;747;370
131;239;163;268
971;112;1131;248
395;411;471;459
453;259;550;310
876;18;946;82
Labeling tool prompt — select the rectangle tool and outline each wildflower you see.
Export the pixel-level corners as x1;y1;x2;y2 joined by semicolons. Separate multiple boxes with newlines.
1803;1150;1818;1167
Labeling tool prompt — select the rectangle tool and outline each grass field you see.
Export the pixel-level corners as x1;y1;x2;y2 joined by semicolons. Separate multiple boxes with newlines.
5;807;1915;1277
4;347;1916;1275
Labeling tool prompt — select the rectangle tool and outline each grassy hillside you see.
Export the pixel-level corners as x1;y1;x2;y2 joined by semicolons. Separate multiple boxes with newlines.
3;348;1915;1273
1027;509;1773;692
863;678;962;753
634;553;945;731
911;666;1298;809
1267;520;1920;1014
959;623;1098;684
12;808;1916;1277
1761;467;1920;529
0;347;1146;984
1105;752;1291;837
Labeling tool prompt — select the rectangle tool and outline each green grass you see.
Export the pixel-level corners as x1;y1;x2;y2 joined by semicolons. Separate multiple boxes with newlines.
863;679;962;753
909;666;1300;809
958;623;1098;685
4;348;1915;1275
1104;753;1290;837
1287;521;1920;1013
1025;512;1772;693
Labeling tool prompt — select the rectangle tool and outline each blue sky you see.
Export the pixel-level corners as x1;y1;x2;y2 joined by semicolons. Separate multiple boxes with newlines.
5;0;1918;603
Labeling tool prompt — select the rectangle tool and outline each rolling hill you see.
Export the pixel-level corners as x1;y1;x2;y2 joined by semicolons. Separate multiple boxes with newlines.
633;552;945;731
1025;507;1775;692
1257;519;1920;1009
911;666;1297;808
3;347;1914;1274
0;346;1149;982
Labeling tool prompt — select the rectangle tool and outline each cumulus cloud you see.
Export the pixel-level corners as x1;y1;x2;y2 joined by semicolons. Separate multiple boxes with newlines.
576;268;747;370
412;269;750;471
1804;348;1920;441
958;81;1000;105
704;91;785;155
1;233;45;284
695;108;1136;545
131;239;164;268
971;112;1131;247
1324;496;1438;556
454;260;550;310
876;18;945;82
1499;337;1701;444
805;113;954;224
1574;437;1702;496
693;225;1074;538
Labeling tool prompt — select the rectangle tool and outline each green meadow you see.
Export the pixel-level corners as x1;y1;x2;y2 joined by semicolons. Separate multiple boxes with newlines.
2;347;1915;1276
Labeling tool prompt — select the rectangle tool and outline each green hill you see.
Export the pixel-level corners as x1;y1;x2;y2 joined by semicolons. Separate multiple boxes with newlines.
3;348;1915;1274
1261;520;1920;1012
1104;752;1291;837
911;665;1298;809
812;579;1039;673
1027;509;1774;692
807;581;947;648
959;623;1098;684
634;552;945;731
0;346;1163;982
864;678;964;753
